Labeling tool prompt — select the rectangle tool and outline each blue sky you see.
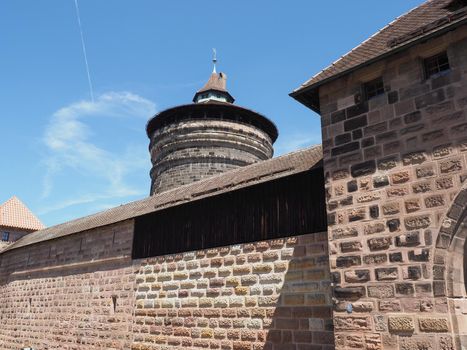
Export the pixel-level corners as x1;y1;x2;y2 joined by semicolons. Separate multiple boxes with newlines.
0;0;424;226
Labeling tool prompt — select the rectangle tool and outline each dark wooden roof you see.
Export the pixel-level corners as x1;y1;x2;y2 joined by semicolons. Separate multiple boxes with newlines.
291;0;467;112
3;146;322;252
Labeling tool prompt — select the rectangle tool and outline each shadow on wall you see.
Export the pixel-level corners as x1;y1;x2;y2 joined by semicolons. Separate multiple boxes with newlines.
263;232;334;350
433;184;467;349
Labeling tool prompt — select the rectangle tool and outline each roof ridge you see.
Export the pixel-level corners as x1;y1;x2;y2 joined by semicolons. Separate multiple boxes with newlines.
294;1;429;93
291;0;466;103
152;144;322;197
4;145;323;252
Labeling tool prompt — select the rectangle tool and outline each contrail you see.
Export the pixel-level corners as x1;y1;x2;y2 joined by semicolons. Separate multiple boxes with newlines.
74;0;94;102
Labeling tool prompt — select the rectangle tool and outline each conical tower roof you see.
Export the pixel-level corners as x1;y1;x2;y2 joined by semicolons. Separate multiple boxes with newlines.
0;196;45;231
193;72;235;103
197;72;228;93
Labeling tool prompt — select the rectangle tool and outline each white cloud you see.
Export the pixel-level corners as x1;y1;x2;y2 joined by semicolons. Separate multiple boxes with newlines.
274;132;321;156
40;91;156;216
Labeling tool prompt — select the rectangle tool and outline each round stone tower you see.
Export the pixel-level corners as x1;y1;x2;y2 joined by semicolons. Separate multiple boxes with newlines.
146;66;278;195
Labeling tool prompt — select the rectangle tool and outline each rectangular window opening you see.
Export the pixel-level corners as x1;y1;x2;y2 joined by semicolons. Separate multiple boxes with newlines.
364;77;385;100
2;232;9;242
424;51;450;79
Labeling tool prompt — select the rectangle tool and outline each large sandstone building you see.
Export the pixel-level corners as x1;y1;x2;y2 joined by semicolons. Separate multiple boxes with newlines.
1;1;466;349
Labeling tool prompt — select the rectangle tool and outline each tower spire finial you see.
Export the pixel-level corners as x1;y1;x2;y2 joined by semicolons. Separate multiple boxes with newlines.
212;48;217;73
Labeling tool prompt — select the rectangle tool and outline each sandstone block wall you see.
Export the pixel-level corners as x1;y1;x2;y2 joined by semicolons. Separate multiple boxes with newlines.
0;218;332;350
148;119;274;194
318;26;467;349
0;220;136;350
132;231;333;350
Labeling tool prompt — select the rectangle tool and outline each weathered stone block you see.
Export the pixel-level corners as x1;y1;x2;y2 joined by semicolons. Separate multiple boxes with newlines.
336;255;361;268
379;300;401;312
403;111;422;124
405;199;421;213
348;208;366;222
416;165;434;178
331;142;360;156
418;318;449;332
404;215;431;230
373;175;389;188
351;160;376;177
340;241;362;253
396;231;420;246
346;103;369;118
378;156;398;170
389;252;403;262
440;159;462;173
344;115;368;132
402;151;427;165
406;266;421;280
387;187;409;197
424;195;445;208
387;218;400;232
368;285;394;298
368;237;392;251
408;249;429;262
332;227;359;239
344;270;370;283
334;286;365;300
334;316;371;331
436;177;454;190
363;254;387;265
331;109;346;124
364;222;386;235
388;316;414;333
375;267;398;280
400;337;434;350
382;202;400;215
396;283;414;295
347;180;358;192
412;181;432;193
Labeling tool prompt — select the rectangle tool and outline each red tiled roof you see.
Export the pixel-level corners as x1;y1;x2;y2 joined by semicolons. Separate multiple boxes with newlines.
0;196;45;231
3;146;323;252
291;0;467;98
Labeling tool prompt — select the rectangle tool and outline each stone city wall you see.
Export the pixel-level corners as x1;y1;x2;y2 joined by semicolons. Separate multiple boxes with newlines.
131;231;333;350
318;26;467;349
0;220;136;350
0;217;332;350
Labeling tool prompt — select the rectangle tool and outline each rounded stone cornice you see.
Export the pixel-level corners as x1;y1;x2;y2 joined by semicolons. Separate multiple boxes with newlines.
146;101;278;143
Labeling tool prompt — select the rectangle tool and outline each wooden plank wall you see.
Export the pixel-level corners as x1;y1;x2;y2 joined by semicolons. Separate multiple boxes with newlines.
132;168;327;259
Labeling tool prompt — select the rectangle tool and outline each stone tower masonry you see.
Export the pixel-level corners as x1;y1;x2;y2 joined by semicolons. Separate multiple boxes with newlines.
146;68;278;195
292;1;467;349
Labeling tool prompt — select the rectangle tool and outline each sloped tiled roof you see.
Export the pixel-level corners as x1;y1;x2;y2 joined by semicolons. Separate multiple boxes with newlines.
0;196;45;231
4;146;323;252
291;0;467;102
197;72;228;93
193;72;235;103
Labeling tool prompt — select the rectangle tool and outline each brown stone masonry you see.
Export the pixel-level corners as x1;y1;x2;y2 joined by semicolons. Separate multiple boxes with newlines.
132;232;333;350
0;220;136;350
319;26;467;349
0;218;332;350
